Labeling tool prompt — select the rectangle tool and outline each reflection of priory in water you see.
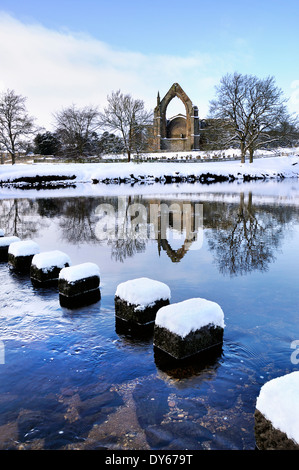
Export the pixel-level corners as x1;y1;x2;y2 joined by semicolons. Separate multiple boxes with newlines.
153;201;202;263
106;197;203;263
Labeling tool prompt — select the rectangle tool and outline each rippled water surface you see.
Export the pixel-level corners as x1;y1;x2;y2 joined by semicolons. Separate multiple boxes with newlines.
0;180;299;450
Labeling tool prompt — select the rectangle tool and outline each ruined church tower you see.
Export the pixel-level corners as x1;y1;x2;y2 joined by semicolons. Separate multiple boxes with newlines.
152;83;200;152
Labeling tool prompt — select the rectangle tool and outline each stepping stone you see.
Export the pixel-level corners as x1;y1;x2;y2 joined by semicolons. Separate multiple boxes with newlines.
154;297;224;360
58;262;101;308
115;277;171;326
0;229;4;237
0;236;20;261
8;240;40;271
30;250;71;286
255;371;299;450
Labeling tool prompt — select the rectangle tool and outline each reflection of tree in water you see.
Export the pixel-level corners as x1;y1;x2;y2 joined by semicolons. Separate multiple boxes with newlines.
35;196;146;260
58;198;99;243
33;196;200;262
36;198;62;218
36;196;199;263
107;198;200;263
108;238;146;263
206;192;294;276
3;193;294;274
0;199;49;238
38;196;148;259
107;195;147;262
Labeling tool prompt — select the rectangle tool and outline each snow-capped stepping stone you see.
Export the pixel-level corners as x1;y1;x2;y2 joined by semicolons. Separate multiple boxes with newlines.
154;298;225;360
115;277;171;326
0;236;20;261
30;250;71;286
8;240;40;271
58;262;101;308
255;371;299;450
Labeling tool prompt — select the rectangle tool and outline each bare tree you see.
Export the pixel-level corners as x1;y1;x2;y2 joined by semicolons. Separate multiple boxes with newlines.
54;104;101;158
99;90;153;162
266;117;299;149
199;118;235;151
0;89;36;164
209;73;291;163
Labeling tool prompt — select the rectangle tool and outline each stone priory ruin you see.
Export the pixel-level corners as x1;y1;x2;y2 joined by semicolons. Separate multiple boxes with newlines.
151;83;201;152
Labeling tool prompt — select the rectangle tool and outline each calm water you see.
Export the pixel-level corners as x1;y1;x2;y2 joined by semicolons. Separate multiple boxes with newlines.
0;180;299;450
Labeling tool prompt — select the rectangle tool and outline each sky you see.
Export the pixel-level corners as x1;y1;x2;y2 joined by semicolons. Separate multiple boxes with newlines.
0;0;299;130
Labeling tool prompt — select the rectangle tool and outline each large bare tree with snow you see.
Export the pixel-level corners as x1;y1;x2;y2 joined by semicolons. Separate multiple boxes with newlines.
54;104;101;158
0;89;36;164
209;73;292;163
99;90;153;162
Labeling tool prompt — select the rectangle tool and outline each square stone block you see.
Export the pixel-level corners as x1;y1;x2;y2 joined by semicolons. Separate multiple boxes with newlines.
154;298;224;360
59;288;101;309
255;371;299;450
30;250;71;286
114;277;171;326
8;240;40;272
154;323;224;360
0;236;20;261
254;409;299;450
58;262;101;308
59;274;100;297
115;296;170;326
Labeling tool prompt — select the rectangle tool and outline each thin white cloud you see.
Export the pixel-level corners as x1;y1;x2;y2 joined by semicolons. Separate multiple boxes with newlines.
0;12;253;130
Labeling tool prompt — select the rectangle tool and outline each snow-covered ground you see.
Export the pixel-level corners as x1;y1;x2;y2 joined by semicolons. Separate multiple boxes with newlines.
1;151;299;206
0;154;299;185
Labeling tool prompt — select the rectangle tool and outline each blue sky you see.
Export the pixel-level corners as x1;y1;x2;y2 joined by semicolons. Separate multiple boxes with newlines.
0;0;298;129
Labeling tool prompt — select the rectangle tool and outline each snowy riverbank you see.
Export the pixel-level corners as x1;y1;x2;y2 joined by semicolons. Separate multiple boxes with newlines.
0;154;299;188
